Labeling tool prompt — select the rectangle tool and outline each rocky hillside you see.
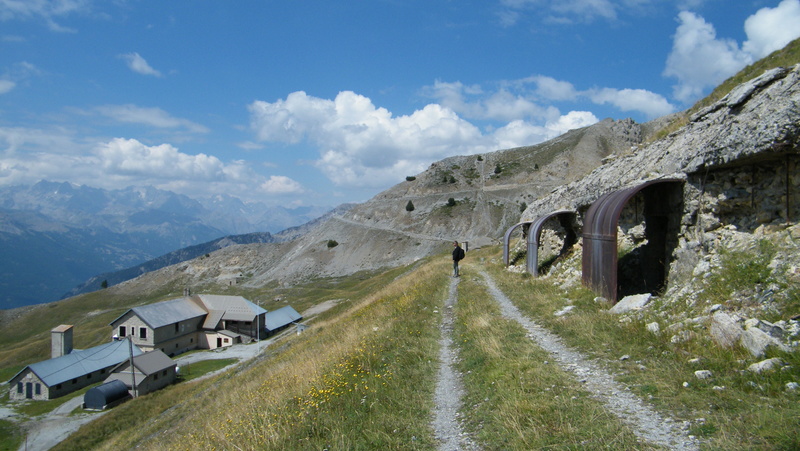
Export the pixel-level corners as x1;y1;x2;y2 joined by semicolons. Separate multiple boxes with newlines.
104;117;659;295
515;64;800;358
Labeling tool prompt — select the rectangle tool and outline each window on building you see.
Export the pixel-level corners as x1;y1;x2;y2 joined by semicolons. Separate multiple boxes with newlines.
175;323;179;333
154;374;158;380
162;370;167;376
17;382;22;393
119;326;126;337
35;384;41;395
56;384;62;390
87;374;92;380
140;327;147;339
72;379;77;385
100;369;105;374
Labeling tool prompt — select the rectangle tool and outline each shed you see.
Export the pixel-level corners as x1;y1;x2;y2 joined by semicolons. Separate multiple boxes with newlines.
84;379;130;410
264;306;303;335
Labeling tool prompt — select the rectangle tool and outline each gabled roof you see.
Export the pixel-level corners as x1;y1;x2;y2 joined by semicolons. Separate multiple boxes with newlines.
265;306;302;331
110;298;207;329
11;340;143;387
123;350;175;376
193;295;266;322
202;309;226;330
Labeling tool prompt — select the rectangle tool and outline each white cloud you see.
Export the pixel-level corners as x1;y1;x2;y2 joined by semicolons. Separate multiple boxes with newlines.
422;80;549;121
0;0;88;32
0;128;300;202
742;0;800;58
588;87;675;118
249;90;600;189
663;11;753;102
96;138;225;179
0;79;15;94
498;0;653;25
528;75;579;101
261;175;304;194
96;104;209;134
665;2;800;104
119;52;162;77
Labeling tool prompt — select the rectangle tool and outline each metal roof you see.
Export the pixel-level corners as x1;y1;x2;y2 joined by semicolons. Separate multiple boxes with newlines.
193;295;266;322
129;350;175;376
582;179;683;302
16;340;143;387
84;379;129;409
265;306;302;331
527;210;576;276
503;221;531;266
111;298;207;329
202;309;226;330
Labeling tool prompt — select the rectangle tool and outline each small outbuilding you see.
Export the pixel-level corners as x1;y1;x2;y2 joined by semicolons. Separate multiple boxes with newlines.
84;379;131;410
264;306;303;336
105;349;177;397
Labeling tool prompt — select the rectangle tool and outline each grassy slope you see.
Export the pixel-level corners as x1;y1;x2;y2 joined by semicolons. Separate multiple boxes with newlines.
48;246;800;449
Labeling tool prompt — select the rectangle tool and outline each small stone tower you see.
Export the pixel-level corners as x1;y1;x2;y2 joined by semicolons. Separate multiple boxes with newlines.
51;324;74;358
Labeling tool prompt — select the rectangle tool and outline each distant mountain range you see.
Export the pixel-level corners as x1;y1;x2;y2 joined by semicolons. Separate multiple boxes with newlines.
0;181;331;309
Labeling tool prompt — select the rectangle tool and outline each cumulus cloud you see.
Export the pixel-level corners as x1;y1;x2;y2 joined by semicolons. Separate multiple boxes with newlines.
119;52;162;77
95;104;209;134
425;75;670;121
742;0;800;58
0;128;301;201
665;1;800;103
96;138;225;179
248;90;601;189
527;75;579;101
588;87;676;118
664;11;753;102
261;175;304;194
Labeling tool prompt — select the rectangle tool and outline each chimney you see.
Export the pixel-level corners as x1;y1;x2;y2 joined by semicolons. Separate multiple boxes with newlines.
51;325;74;358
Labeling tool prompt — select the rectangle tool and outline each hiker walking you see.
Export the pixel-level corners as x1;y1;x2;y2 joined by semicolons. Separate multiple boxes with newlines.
452;241;465;277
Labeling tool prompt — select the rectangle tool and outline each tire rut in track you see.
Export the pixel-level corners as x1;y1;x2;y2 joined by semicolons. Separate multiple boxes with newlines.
477;269;699;451
431;276;479;450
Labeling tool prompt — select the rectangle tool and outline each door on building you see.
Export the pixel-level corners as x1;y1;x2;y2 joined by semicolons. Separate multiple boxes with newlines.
217;337;222;348
26;382;33;399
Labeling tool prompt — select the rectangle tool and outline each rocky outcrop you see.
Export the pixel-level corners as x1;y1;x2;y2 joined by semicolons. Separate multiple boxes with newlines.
522;64;800;358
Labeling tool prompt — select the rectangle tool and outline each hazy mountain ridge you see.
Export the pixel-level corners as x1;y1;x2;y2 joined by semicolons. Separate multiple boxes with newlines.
0;181;330;308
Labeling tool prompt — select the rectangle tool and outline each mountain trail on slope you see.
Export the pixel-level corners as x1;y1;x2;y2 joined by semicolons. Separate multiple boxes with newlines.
431;276;479;450
476;269;700;451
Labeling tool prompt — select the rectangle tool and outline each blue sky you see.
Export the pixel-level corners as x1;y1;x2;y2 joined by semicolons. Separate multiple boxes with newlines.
1;0;799;208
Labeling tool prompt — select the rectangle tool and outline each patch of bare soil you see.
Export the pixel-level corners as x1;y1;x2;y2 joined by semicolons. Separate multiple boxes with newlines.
477;270;699;450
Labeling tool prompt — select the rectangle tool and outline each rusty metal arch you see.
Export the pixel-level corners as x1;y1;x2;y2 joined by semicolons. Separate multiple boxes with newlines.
582;179;683;302
527;210;577;275
503;221;531;266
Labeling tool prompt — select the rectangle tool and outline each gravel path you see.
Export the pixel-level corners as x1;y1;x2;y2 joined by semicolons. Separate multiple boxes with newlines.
477;270;699;450
431;277;478;450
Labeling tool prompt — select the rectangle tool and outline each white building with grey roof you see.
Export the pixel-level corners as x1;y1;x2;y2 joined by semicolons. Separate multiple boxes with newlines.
8;325;143;401
109;294;267;356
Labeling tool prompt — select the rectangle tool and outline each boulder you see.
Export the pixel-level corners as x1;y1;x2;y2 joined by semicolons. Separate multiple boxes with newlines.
609;293;652;314
740;327;788;358
695;370;713;380
710;311;742;348
747;358;783;374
